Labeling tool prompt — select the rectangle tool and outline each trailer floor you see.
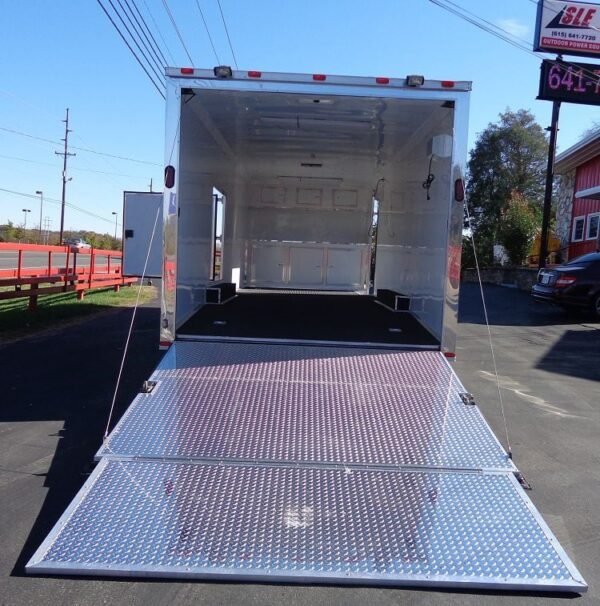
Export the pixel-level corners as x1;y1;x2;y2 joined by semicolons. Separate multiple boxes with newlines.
177;292;439;347
27;341;586;591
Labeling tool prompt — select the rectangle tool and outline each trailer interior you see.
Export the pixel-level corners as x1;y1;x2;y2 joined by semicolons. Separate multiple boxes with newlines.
174;87;456;348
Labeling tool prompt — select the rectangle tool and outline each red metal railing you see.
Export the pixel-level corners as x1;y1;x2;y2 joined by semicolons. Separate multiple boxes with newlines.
0;243;136;310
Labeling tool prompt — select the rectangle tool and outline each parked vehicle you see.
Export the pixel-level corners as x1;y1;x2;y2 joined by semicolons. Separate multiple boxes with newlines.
64;237;91;249
532;252;600;317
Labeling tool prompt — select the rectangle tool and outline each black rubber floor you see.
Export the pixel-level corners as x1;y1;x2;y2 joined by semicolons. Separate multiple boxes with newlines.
177;293;439;347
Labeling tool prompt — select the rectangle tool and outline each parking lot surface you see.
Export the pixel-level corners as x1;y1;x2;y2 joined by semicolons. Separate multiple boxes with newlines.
0;283;598;605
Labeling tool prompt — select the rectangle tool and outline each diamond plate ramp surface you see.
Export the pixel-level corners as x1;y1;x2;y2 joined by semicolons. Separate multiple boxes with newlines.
98;343;513;470
27;342;587;591
27;459;586;591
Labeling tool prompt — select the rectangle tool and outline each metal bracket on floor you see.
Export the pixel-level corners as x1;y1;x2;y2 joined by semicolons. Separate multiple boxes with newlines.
459;392;476;405
141;380;157;394
514;471;533;491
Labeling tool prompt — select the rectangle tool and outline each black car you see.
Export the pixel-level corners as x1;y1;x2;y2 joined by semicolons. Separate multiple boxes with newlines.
531;252;600;318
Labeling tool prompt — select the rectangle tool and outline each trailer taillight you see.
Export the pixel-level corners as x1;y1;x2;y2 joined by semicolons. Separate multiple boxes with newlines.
444;352;456;359
313;74;327;81
180;67;194;75
164;165;175;189
454;179;465;202
441;80;455;88
248;71;262;78
376;77;390;84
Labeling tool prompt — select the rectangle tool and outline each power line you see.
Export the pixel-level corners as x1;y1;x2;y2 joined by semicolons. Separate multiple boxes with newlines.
140;0;176;64
0;90;158;180
427;0;600;85
122;0;167;70
114;0;164;81
442;0;535;46
130;0;169;66
216;0;239;69
0;125;161;166
114;0;165;78
0;153;147;179
0;187;117;226
106;0;165;85
0;125;58;146
97;0;165;98
427;0;540;57
194;0;221;64
71;144;161;166
161;0;195;65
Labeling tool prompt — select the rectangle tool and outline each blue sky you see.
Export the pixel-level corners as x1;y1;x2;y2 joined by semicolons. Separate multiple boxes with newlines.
1;0;599;234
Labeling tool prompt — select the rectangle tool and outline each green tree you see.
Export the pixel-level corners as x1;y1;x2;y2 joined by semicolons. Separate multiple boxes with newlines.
498;193;539;265
466;109;547;265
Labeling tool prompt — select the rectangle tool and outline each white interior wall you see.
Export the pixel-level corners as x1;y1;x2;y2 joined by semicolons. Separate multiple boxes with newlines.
374;119;453;337
176;101;237;324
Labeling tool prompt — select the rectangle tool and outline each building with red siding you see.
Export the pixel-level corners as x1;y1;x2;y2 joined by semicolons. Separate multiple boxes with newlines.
555;132;600;260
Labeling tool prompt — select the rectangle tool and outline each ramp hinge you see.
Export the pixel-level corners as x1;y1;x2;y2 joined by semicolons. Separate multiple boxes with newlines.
141;380;157;394
514;471;533;491
459;392;476;405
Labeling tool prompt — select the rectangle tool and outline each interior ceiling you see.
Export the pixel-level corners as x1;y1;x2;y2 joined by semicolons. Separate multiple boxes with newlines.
185;89;451;180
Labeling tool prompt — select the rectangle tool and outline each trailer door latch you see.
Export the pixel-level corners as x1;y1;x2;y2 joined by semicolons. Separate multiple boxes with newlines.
459;392;476;405
141;380;157;394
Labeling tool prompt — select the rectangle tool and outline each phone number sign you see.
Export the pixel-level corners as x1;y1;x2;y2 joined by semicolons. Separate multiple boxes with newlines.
534;0;600;58
538;59;600;104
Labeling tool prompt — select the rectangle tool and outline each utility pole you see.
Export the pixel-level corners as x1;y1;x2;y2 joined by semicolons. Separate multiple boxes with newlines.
55;108;75;244
538;99;561;270
44;217;52;244
149;178;153;192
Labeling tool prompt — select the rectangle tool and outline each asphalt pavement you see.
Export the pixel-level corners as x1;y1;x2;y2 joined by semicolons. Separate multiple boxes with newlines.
0;284;598;606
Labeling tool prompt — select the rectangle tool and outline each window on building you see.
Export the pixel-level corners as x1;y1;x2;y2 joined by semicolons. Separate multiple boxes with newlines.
572;216;585;242
586;213;600;241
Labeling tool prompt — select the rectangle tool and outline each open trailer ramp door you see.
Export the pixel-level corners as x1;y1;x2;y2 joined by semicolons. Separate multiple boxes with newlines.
26;342;586;592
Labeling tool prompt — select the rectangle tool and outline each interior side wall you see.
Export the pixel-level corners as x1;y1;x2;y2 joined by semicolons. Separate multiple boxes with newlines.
375;112;454;339
176;101;237;326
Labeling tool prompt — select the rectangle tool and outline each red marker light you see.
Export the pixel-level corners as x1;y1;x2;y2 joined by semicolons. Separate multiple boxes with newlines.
376;77;390;84
441;80;455;88
180;67;194;75
164;165;175;189
444;352;456;359
313;74;327;81
248;71;262;78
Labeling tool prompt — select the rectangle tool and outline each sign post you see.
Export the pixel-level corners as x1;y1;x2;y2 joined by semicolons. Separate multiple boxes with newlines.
539;100;561;270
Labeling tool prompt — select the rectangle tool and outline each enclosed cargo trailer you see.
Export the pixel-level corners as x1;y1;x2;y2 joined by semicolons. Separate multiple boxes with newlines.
27;68;586;592
158;68;467;353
